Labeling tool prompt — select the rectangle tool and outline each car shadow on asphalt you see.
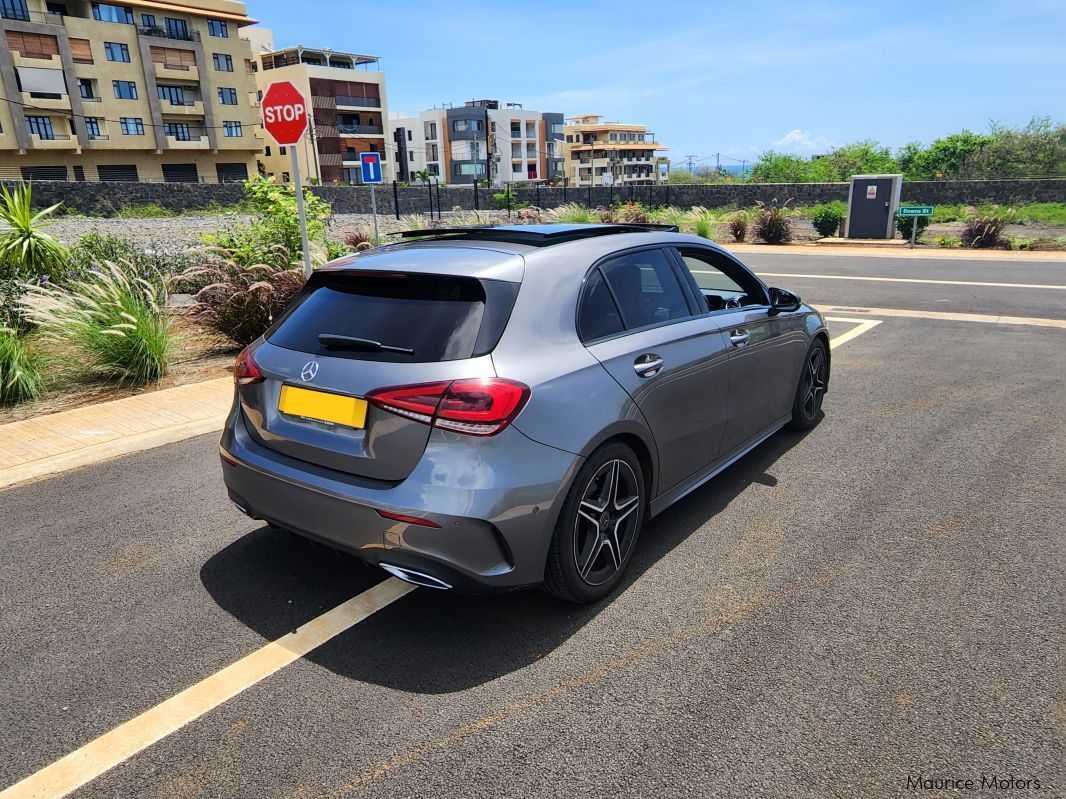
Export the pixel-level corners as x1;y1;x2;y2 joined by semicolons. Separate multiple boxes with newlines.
200;426;813;693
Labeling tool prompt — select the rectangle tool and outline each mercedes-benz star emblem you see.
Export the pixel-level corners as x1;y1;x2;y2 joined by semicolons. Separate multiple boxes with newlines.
300;361;319;382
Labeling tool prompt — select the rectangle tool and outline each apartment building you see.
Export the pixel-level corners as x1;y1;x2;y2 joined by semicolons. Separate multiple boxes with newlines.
242;28;392;185
0;0;261;182
404;100;564;186
562;114;669;187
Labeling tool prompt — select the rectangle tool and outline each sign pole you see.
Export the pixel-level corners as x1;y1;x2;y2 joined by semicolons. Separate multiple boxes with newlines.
909;217;917;249
370;184;379;245
290;146;312;277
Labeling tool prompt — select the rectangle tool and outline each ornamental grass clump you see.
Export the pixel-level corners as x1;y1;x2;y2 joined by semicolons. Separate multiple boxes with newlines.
960;206;1012;248
0;327;44;404
547;203;597;223
726;210;750;242
179;249;304;347
752;199;795;244
20;261;171;385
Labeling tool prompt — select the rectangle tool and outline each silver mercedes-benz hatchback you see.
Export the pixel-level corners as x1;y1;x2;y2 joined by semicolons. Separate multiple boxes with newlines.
220;224;829;603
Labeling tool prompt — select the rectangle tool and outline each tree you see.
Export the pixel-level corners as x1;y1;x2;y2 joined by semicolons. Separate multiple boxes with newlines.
899;131;991;179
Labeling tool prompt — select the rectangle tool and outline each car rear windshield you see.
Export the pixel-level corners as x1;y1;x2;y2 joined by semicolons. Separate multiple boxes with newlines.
266;273;517;362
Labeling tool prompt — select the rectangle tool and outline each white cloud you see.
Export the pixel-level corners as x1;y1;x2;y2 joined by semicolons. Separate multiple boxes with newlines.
773;129;835;154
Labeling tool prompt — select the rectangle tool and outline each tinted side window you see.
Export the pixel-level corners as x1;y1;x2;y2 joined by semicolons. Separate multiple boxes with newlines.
577;268;624;342
674;248;768;309
601;249;691;330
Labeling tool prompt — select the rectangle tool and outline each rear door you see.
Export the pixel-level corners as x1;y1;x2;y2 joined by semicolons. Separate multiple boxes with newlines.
581;247;733;493
239;271;517;481
671;246;808;453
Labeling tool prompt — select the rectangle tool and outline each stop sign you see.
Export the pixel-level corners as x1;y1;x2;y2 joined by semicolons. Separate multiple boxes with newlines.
261;81;308;146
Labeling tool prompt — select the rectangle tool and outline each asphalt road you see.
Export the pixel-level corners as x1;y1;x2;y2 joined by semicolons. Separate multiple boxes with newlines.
1;253;1063;799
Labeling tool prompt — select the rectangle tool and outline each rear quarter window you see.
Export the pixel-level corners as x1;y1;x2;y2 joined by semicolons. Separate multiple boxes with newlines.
267;273;517;362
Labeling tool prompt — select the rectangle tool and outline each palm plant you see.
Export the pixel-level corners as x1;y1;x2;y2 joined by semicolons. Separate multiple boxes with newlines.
0;183;67;279
413;169;431;186
20;261;172;385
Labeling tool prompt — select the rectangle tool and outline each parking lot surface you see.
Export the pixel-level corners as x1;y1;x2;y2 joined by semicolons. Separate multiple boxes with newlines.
1;252;1063;798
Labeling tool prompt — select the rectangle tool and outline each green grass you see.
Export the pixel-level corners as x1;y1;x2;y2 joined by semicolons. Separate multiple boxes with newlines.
0;328;44;404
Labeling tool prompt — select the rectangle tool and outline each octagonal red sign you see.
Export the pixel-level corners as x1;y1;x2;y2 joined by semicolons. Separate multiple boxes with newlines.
261;80;308;146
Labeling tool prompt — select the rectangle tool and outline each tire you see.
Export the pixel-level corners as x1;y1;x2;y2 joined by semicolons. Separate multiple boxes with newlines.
787;338;829;431
544;442;646;604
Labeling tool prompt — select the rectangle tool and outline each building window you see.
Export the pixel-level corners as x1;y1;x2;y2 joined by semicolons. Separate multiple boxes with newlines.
207;19;227;37
92;2;133;23
3;0;30;20
120;116;144;135
113;80;137;99
217;87;237;105
281;171;290;182
424;121;436;140
164;17;189;39
341;167;358;183
212;53;233;71
279;146;286;155
406;129;412;141
264;145;271;156
77;78;95;99
26;116;55;140
452;119;483;133
157;84;185;105
140;12;155;26
163;122;190;140
85;117;101;138
222;121;242;137
104;41;130;61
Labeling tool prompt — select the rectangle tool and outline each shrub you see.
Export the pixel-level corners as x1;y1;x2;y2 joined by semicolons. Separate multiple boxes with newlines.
811;201;846;238
0;328;44;404
0;183;67;280
20;261;172;385
895;207;931;241
751;199;794;244
492;186;527;210
179;251;305;347
67;232;198;285
932;234;961;248
612;202;649;223
547;203;597;223
960;206;1012;248
343;228;375;251
726;211;750;242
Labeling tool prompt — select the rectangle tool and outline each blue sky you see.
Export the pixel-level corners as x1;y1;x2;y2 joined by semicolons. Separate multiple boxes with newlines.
248;0;1065;167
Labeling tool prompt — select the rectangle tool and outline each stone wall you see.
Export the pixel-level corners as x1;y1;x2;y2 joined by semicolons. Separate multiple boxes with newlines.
7;178;1065;217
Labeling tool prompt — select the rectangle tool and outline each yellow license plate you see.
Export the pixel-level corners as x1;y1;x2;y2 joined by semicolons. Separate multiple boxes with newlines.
278;385;368;428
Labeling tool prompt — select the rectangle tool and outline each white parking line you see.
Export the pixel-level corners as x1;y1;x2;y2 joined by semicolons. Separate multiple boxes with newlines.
817;304;1066;330
756;272;1066;291
0;579;414;799
0;324;886;799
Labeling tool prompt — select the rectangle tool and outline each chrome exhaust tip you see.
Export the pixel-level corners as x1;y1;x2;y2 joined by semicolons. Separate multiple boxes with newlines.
380;563;452;590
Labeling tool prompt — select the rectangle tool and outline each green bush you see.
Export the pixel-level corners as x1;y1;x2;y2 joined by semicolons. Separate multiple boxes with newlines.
179;251;305;346
0;183;67;280
0;328;44;404
810;201;846;237
895;206;932;241
960;206;1012;248
20;261;172;385
751;200;794;244
492;186;528;211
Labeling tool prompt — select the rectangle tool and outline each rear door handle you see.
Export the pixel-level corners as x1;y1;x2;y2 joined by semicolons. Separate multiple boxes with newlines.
633;353;663;377
729;329;750;348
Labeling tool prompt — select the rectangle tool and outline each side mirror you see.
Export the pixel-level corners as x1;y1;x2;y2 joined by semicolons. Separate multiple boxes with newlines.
768;287;801;315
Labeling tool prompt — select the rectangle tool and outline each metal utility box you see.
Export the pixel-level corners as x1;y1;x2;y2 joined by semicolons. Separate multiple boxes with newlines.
845;174;903;238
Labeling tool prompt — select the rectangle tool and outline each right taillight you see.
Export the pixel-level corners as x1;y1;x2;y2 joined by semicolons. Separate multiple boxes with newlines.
234;347;264;386
367;378;530;436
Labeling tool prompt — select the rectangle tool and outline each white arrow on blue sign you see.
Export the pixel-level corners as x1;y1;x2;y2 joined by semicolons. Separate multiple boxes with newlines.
359;152;383;184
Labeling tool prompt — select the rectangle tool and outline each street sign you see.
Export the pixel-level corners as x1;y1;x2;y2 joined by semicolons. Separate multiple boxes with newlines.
898;205;934;217
261;80;311;275
261;81;308;146
359;151;383;184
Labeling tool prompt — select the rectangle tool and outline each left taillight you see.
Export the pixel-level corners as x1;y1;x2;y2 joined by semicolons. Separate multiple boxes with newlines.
367;378;530;437
234;346;264;386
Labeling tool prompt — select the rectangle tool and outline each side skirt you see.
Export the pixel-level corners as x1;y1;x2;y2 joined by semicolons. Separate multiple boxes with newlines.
648;414;791;517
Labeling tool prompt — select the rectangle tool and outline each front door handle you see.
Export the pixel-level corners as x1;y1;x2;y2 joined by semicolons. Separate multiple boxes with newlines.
633;353;663;377
729;329;750;348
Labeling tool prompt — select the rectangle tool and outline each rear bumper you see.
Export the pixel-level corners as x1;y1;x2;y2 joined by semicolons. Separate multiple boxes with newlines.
220;405;582;591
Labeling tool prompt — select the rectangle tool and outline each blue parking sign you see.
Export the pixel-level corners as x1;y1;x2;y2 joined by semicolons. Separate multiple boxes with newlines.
359;152;383;184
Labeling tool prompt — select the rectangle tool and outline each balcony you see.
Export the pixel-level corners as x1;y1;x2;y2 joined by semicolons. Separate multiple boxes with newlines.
338;124;383;135
20;92;71;111
159;99;204;116
335;95;381;109
1;7;64;24
153;62;199;82
11;52;61;69
138;26;199;42
30;133;78;150
166;135;209;149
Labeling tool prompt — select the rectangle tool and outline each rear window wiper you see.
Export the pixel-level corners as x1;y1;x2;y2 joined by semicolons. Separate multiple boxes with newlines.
317;333;414;355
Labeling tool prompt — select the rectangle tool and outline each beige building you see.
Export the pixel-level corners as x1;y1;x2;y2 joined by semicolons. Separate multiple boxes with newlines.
0;0;262;183
561;114;669;187
242;28;392;185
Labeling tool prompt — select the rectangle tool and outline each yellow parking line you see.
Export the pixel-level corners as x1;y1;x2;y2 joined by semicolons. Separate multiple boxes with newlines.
755;272;1066;291
825;317;883;349
0;579;414;799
